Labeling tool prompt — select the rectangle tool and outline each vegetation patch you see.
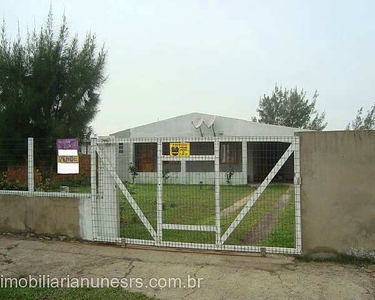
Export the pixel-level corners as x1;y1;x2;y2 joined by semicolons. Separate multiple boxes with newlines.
299;253;375;266
120;183;295;247
0;287;155;300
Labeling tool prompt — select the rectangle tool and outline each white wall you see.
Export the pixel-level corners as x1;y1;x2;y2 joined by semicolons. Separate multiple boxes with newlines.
134;171;247;185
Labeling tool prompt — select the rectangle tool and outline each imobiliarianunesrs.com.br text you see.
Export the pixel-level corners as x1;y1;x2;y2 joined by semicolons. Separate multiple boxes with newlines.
0;274;203;289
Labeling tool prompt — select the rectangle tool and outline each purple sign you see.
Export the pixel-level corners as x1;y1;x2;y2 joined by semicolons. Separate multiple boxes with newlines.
56;139;79;152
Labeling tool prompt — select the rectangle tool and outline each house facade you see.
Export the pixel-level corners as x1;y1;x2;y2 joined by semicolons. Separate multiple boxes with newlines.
110;113;304;185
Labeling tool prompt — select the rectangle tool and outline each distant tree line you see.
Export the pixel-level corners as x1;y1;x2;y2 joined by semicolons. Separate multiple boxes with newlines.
346;104;375;130
252;85;327;130
253;85;374;131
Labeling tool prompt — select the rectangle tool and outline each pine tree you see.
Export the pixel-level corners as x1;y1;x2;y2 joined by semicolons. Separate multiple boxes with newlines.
254;85;327;130
0;11;106;140
346;104;375;130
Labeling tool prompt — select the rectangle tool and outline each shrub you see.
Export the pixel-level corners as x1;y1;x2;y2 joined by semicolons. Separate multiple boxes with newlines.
128;163;139;184
162;169;170;182
225;166;234;185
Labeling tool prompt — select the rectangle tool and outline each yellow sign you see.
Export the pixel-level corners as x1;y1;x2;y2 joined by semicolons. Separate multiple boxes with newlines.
170;142;190;157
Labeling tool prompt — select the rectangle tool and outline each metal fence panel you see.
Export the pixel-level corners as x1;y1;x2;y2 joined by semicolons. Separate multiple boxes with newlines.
0;136;301;254
0;137;91;194
0;138;29;191
93;136;302;255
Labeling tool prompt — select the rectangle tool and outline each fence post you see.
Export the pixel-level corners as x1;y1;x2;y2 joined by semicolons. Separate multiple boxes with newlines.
90;136;98;240
293;136;302;254
214;140;221;247
242;140;248;184
156;140;163;244
28;137;34;192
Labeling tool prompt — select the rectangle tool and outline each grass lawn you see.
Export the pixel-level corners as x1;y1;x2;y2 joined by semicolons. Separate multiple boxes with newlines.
221;185;294;245
262;194;295;248
120;183;295;247
0;288;154;300
41;181;295;248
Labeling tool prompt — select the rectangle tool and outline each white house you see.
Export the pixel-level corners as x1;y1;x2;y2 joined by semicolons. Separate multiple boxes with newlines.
110;112;304;185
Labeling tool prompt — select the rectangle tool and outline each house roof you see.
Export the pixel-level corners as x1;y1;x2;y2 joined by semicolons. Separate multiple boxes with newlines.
110;112;307;138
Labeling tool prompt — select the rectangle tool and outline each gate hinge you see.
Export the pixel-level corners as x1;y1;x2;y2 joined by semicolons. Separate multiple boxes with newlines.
294;176;302;185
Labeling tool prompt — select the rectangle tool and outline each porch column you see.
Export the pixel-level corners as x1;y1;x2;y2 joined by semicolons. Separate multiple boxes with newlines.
242;141;248;184
129;142;134;165
181;159;186;184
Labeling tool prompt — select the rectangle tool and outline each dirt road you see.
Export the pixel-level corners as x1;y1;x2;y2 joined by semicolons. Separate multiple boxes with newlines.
0;236;374;299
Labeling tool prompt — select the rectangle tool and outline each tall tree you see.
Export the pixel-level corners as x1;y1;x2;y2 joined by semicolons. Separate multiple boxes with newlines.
254;85;327;130
0;11;107;140
346;103;375;130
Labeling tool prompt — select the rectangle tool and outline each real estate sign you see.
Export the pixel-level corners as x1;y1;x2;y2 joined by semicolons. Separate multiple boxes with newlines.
56;139;79;174
170;142;190;157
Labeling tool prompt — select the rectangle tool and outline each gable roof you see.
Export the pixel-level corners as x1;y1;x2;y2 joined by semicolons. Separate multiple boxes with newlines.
110;112;307;138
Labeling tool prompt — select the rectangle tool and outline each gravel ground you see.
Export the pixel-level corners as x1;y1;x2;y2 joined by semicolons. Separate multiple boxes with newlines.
0;235;374;300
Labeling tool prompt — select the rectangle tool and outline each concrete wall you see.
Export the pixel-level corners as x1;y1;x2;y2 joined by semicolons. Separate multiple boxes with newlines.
298;131;375;255
0;194;91;239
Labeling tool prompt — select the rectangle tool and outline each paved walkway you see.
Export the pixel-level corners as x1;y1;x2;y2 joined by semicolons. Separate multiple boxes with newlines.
0;236;374;299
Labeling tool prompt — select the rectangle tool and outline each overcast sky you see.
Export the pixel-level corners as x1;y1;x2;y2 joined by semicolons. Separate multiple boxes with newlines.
2;0;375;135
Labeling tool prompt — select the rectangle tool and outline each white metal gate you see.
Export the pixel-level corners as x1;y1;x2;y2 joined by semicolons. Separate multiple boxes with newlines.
91;136;302;255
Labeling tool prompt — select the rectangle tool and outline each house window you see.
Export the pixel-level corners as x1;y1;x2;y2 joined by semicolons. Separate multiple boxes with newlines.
134;143;157;172
220;142;241;164
163;161;181;172
119;143;124;154
162;142;170;155
190;142;214;155
186;161;214;172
